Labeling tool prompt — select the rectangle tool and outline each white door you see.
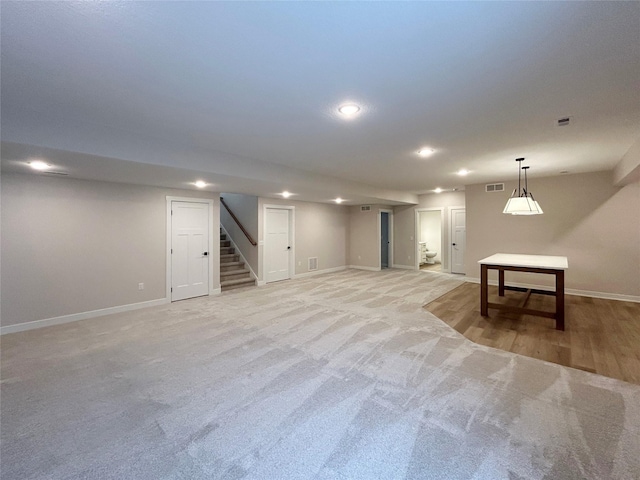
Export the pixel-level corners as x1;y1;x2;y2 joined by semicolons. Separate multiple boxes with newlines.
450;208;466;274
171;201;210;301
265;208;291;283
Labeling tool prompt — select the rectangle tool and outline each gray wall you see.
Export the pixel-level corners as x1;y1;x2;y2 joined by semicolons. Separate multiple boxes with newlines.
1;173;220;327
257;197;350;281
348;205;394;269
465;171;640;296
220;192;259;274
393;191;466;271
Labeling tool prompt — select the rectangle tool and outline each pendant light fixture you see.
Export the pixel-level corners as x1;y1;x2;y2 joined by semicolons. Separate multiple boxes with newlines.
503;158;543;215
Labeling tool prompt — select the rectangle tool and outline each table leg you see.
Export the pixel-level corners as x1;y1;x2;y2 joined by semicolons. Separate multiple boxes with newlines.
498;269;505;296
556;270;565;331
481;264;488;316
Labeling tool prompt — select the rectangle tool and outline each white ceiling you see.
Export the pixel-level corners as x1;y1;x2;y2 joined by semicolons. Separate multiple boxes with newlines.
1;1;639;204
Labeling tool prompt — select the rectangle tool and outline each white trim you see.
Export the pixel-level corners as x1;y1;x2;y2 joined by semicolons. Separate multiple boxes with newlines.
415;207;446;272
449;206;466;275
262;204;295;284
348;265;381;272
219;223;257;282
392;264;415;270
166;197;216;302
1;298;169;335
378;209;394;269
465;277;640;303
294;266;347;279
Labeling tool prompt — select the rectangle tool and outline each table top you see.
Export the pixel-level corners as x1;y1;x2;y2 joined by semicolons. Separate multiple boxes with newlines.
478;253;568;270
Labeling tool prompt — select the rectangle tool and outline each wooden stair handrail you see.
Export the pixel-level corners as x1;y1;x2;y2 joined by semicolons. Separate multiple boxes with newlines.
220;197;258;246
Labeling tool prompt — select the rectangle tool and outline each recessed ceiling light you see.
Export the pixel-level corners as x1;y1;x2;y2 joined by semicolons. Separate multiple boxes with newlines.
194;180;207;188
338;104;360;116
417;148;435;157
282;191;291;198
457;169;469;176
29;160;51;170
335;197;343;204
434;188;443;193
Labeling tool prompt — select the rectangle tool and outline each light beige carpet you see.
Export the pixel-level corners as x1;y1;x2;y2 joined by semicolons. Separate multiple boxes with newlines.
1;269;638;479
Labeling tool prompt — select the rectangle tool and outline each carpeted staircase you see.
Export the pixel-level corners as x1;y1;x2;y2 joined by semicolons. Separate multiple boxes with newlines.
220;230;256;291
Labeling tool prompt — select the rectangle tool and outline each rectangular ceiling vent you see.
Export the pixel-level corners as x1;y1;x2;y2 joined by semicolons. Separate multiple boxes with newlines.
556;116;573;127
360;205;371;212
485;183;504;192
42;171;69;176
308;257;318;271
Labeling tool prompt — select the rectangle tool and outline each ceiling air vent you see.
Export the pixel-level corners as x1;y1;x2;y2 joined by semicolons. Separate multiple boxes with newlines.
308;257;318;271
43;171;69;176
360;205;371;212
556;116;572;127
485;183;504;192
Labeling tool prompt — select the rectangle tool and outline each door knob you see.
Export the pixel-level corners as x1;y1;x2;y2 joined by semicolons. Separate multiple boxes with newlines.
203;252;208;256
287;246;291;250
452;243;456;246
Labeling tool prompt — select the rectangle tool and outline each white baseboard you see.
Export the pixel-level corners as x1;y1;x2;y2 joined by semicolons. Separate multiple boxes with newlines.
211;287;222;295
392;264;416;270
1;298;170;335
465;277;640;303
257;280;267;287
347;265;381;272
294;266;347;279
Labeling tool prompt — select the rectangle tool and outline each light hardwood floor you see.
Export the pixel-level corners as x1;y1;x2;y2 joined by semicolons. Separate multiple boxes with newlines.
424;282;640;385
419;263;442;272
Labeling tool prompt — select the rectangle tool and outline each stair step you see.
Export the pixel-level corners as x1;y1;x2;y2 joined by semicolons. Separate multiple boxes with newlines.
220;253;239;261
220;234;226;241
220;247;235;255
221;240;231;248
221;277;256;291
221;261;244;271
221;268;250;276
221;269;251;281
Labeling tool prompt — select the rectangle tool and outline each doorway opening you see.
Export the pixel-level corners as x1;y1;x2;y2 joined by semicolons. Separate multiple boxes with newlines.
379;209;393;269
166;197;215;301
263;205;294;283
450;207;466;275
416;208;444;273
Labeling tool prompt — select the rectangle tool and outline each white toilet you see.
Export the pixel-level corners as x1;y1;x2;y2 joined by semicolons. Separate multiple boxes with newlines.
424;250;437;264
419;242;438;265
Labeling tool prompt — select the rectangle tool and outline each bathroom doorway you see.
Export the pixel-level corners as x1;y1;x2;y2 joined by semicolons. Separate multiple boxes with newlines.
416;208;444;273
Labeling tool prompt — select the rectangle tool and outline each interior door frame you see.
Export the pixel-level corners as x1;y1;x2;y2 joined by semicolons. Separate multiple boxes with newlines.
378;208;394;270
415;207;445;272
166;196;215;301
449;206;466;275
262;204;295;283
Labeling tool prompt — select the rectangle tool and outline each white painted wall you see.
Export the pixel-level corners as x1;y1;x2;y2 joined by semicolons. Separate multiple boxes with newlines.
614;136;640;186
1;173;220;328
465;171;640;298
348;205;394;269
257;197;350;282
419;211;442;263
393;191;466;271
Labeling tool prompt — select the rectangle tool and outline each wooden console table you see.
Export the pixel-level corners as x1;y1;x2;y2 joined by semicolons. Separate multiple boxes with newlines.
478;253;569;331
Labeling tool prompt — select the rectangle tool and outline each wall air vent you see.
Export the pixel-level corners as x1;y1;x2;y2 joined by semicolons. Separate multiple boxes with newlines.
42;171;69;176
485;183;504;192
556;116;572;127
308;257;318;271
360;205;371;212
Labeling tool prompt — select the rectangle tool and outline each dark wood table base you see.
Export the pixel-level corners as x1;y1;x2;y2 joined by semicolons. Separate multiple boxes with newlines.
480;264;565;330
